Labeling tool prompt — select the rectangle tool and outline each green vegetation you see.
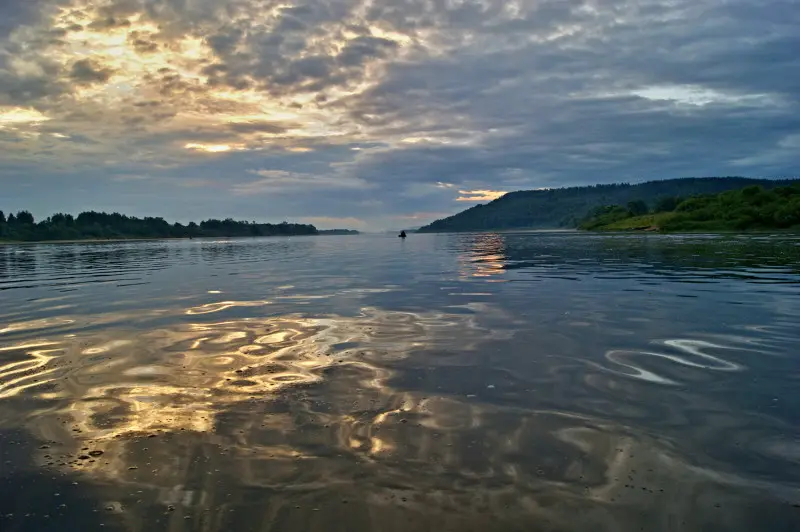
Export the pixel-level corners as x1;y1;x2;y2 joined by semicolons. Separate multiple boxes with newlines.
417;177;799;232
580;183;800;232
0;210;318;243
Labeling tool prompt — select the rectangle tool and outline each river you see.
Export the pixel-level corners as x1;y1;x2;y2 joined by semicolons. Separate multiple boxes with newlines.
1;232;799;531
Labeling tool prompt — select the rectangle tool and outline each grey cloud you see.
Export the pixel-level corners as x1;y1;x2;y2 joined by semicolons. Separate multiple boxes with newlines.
121;109;176;126
139;0;255;39
132;39;159;53
0;0;58;38
335;0;799;192
58;133;99;145
0;130;25;143
338;36;398;67
128;32;160;54
206;26;245;56
274;13;308;33
150;70;204;96
274;56;333;85
96;0;144;20
0;71;66;105
226;122;294;134
132;100;163;108
69;59;114;85
88;16;132;30
188;1;404;96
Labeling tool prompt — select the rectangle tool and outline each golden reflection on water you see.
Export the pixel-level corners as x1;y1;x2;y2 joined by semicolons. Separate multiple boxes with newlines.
1;296;797;530
1;302;510;482
0;341;63;399
457;233;508;280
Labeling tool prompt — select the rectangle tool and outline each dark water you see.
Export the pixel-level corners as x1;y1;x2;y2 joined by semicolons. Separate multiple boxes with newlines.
1;232;799;531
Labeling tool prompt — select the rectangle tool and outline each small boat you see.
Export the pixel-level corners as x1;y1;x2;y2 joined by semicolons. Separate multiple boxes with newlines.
399;230;407;238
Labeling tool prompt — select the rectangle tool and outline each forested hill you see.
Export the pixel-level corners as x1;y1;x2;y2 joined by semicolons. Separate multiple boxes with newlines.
580;182;800;232
417;177;799;233
0;210;318;242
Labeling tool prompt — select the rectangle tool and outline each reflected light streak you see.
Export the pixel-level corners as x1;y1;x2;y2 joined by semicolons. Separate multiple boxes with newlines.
0;347;63;399
456;233;508;280
14;303;508;487
186;300;272;315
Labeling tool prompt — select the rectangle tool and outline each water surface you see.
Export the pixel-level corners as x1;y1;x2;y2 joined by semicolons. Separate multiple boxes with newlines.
1;232;799;531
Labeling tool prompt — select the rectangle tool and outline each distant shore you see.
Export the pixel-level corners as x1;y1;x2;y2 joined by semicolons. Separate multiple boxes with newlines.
1;237;174;245
579;183;800;233
0;234;328;246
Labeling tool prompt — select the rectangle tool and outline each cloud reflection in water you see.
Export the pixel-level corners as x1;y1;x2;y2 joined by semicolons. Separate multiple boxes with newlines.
1;233;800;531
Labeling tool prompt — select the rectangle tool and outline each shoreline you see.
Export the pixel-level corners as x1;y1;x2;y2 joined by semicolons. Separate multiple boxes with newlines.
0;237;182;245
581;227;800;234
0;234;321;246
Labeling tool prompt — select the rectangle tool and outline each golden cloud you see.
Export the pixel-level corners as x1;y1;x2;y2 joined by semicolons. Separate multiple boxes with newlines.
0;106;50;128
0;0;429;166
184;143;241;153
456;189;507;202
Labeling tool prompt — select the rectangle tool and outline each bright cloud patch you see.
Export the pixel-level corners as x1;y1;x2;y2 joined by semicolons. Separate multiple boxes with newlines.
0;107;50;128
631;85;778;107
184;143;237;153
456;190;507;202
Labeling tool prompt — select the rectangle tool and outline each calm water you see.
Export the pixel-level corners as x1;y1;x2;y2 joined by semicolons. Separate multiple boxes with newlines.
1;232;799;531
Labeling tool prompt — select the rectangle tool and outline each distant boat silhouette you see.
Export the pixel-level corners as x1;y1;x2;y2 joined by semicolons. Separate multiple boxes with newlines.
399;230;407;238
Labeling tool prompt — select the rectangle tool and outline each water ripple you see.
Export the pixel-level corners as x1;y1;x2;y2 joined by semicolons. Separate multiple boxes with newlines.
0;234;799;531
599;337;748;386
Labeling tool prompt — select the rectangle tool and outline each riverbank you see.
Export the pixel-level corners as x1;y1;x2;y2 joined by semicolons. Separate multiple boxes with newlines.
580;183;800;232
0;234;325;246
1;237;176;245
584;212;800;233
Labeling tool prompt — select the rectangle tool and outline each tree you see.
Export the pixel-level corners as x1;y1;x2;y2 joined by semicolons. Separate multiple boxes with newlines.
7;213;16;224
627;200;649;216
16;210;34;224
0;210;5;224
50;213;74;225
653;196;682;213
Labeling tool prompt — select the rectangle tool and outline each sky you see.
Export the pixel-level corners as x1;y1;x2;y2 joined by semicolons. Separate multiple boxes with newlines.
0;0;798;230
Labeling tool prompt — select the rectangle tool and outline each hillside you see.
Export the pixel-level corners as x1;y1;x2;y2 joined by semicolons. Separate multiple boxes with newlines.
417;177;799;233
580;183;800;232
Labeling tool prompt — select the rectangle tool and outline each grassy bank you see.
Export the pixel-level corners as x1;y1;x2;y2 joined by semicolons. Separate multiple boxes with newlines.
581;183;800;232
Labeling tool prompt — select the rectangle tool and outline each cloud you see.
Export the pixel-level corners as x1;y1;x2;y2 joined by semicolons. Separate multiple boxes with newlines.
300;216;367;229
88;16;132;31
0;106;49;128
0;0;797;229
338;36;399;67
456;190;507;202
128;32;159;54
184;143;241;153
233;169;368;194
226;121;294;135
68;59;115;85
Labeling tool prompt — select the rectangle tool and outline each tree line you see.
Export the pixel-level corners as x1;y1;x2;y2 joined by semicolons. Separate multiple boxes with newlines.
579;183;800;231
0;210;318;242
